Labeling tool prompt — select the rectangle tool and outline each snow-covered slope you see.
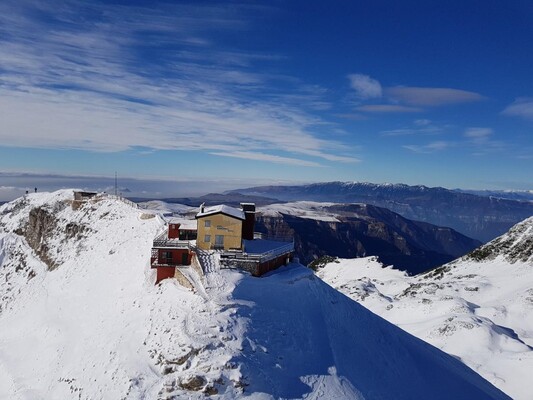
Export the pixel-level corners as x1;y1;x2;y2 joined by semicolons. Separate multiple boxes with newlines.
259;201;341;222
138;199;194;216
0;191;510;399
318;217;533;399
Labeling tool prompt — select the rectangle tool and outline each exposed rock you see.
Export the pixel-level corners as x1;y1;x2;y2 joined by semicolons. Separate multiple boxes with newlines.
255;203;481;274
178;375;206;391
466;217;533;264
15;204;91;270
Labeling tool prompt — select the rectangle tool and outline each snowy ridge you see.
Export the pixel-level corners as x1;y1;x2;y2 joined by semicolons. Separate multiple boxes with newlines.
0;190;510;399
318;218;533;399
465;216;533;264
138;200;195;217
258;201;342;222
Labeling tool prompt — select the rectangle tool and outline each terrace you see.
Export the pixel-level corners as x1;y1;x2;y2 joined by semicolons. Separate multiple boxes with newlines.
152;232;194;249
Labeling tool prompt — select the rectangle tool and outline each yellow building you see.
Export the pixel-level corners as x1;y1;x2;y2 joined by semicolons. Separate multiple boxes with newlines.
195;204;246;250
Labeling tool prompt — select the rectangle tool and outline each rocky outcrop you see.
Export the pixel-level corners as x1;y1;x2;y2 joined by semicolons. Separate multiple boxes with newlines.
21;207;61;269
256;204;481;275
15;204;90;270
466;217;533;264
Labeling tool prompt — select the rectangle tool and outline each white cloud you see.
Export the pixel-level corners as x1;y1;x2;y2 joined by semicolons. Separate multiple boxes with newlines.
356;104;422;113
464;127;493;139
414;119;431;126
347;74;383;99
403;141;452;153
0;1;357;166
381;119;444;137
386;86;486;106
210;151;323;167
463;127;505;155
502;98;533;120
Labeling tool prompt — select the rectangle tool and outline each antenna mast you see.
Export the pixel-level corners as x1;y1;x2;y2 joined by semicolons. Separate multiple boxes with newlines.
114;171;117;196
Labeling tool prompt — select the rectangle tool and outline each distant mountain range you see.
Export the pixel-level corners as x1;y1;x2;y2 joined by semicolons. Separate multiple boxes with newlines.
455;189;533;202
228;182;533;242
129;192;278;208
256;202;481;275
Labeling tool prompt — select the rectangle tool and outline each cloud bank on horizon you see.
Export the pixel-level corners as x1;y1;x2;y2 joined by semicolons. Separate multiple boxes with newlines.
0;0;532;196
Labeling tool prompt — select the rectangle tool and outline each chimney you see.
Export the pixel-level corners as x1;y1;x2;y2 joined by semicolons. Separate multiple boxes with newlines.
240;203;256;240
200;202;205;213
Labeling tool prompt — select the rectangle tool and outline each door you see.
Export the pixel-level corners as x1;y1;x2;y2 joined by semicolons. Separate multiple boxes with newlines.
215;235;224;249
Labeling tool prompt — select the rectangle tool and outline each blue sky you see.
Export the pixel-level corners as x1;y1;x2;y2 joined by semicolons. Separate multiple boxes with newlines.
0;0;532;200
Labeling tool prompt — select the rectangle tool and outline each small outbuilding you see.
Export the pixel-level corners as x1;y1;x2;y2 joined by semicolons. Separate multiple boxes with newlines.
73;191;98;201
150;219;197;284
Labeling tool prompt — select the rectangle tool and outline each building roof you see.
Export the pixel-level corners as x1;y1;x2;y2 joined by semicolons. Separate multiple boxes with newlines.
195;204;245;220
167;218;197;230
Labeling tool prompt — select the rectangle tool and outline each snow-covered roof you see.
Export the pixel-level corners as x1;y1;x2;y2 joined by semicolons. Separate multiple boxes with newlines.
195;204;245;220
167;218;197;230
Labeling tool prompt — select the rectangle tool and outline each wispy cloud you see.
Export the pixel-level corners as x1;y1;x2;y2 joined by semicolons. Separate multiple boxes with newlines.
347;74;382;99
381;119;446;136
464;127;493;140
347;73;486;114
463;127;505;155
381;124;443;136
414;119;432;126
0;1;356;167
385;86;486;106
356;104;422;113
403;141;452;153
502;97;533;120
401;126;506;156
209;151;323;167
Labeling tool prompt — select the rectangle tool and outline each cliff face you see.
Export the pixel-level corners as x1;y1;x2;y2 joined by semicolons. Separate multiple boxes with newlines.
465;216;533;264
8;201;91;271
256;203;481;274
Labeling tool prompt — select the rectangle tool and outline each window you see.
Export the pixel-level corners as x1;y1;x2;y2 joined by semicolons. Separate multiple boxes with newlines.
215;235;224;247
204;220;211;227
204;234;211;243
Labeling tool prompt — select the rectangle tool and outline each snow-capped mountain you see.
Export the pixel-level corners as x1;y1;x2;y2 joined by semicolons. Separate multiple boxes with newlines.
317;217;533;399
229;181;533;242
455;189;533;203
256;201;480;274
0;190;510;399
